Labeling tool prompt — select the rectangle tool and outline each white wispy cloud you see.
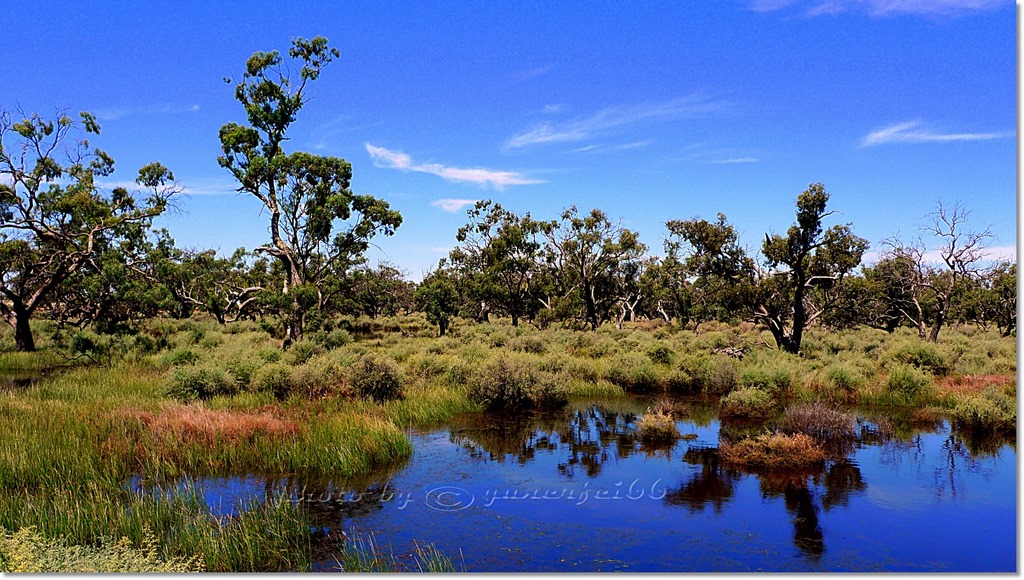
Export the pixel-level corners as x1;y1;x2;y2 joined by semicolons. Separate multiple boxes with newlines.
431;198;479;213
860;120;1011;147
503;95;722;151
99;176;237;196
365;144;543;189
543;103;567;114
93;103;201;121
566;140;655;155
748;0;1006;17
709;156;760;164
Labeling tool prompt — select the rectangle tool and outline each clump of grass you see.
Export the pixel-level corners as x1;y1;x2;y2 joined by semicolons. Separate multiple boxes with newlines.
564;379;624;398
950;386;1016;434
286;340;320;365
131;405;301;448
822;363;865;402
889;342;951;376
719;387;775;421
347;354;404;402
468;355;566;412
636;409;680;443
885;365;933;405
162;348;200;367
507;334;547;354
0;527;204;572
740;365;794;398
719;433;825;469
605;352;661;392
290;355;347;398
781;402;854;442
163;363;237;401
335;532;459;573
251;362;294;398
646;344;675;366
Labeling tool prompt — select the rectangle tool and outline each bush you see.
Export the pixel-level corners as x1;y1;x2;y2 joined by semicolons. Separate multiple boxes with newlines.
782;402;855;442
719;387;775;421
740;365;793;398
605;353;661;392
646;344;675;366
950;386;1016;433
885;365;933;405
507;335;547;354
468;355;566;412
890;342;951;376
710;359;738;395
323;329;352;349
251;362;294;398
0;528;203;573
348;354;404;402
290;355;347;398
670;354;714;394
719;433;825;469
226;356;262;390
163;348;200;367
823;363;864;401
287;340;320;365
163;363;237;401
636;409;680;443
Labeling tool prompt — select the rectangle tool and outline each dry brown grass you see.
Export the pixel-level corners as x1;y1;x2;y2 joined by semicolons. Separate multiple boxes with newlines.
936;374;1014;397
121;405;301;446
719;433;825;469
636;409;680;443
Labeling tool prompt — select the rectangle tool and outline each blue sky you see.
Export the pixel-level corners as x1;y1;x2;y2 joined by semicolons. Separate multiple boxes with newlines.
4;1;1016;280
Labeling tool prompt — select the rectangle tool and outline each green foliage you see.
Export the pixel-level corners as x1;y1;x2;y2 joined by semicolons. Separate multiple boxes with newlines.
0;528;203;573
740;365;794;398
163;364;237;401
884;365;933;405
414;269;461;336
605;352;661;392
286;339;319;365
348;354;404;402
646;344;675;365
636;409;680;443
336;532;459;573
251;362;293;398
950;386;1016;433
719;387;775;421
889;341;951;376
164;347;200;366
468;355;566;412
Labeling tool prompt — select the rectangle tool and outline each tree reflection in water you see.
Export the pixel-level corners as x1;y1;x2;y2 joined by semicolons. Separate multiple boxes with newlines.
443;402;1018;564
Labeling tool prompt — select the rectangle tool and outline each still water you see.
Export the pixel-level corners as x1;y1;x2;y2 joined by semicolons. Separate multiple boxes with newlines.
149;398;1017;572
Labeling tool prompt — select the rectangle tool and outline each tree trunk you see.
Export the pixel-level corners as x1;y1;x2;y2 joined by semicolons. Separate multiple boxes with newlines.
928;310;945;343
12;309;35;352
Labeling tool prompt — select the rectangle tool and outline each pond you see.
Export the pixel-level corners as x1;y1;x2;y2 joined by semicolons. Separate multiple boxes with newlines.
137;398;1017;572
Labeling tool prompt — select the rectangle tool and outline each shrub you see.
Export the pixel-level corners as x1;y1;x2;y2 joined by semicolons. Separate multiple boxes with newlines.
508;334;547;354
163;348;200;367
782;402;855;442
287;340;320;365
323;329;352;349
606;352;661;392
290;355;347;398
251;362;295;398
719;387;775;421
636;409;680;443
257;346;284;363
823;363;864;401
226;356;262;390
670;354;714;394
0;528;204;573
710;359;738;395
740;365;793;398
885;365;933;405
348;354;404;402
890;342;951;376
468;355;566;412
950;386;1016;433
163;364;237;401
646;344;675;366
719;433;825;469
